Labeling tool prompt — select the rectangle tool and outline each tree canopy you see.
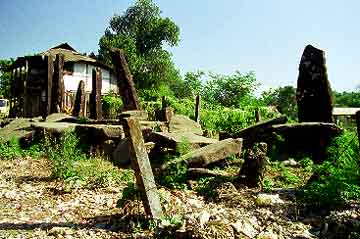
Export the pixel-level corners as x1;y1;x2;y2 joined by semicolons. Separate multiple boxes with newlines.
98;0;181;90
0;59;14;98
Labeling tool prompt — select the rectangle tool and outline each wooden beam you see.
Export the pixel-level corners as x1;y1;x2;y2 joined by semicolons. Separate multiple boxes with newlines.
110;48;141;111
122;117;163;219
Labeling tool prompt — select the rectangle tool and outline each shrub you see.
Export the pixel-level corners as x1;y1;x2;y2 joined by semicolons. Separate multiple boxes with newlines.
102;92;123;119
300;131;360;208
0;136;22;160
44;131;86;179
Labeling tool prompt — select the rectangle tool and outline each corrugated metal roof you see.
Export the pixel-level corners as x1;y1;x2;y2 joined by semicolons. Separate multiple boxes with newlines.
333;107;360;116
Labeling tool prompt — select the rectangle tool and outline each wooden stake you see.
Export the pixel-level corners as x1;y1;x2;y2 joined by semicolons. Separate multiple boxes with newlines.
122;117;163;219
195;95;201;123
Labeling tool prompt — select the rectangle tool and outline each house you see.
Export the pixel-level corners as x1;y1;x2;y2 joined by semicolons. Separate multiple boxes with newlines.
8;43;118;117
332;107;360;128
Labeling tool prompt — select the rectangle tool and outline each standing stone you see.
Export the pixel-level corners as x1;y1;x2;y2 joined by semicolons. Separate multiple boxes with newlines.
42;55;53;120
73;81;85;117
90;67;102;120
110;48;141;111
296;45;333;123
255;108;261;123
122;117;163;219
238;142;267;188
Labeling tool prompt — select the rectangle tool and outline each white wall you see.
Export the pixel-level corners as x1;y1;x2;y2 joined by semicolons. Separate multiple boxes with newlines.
63;62;118;94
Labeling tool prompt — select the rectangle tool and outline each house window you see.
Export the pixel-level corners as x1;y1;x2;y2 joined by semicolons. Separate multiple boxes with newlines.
63;62;74;75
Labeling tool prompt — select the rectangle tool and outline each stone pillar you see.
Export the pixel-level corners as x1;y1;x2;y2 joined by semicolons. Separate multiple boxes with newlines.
110;48;141;111
122;117;163;219
195;95;201;123
238;142;267;188
255;108;261;123
296;45;333;123
90;67;102;120
72;81;85;117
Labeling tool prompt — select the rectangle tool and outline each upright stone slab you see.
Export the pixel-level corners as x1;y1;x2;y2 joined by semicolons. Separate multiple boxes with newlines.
110;48;141;111
296;45;333;123
90;67;102;120
122;117;163;219
73;80;85;117
42;55;54;120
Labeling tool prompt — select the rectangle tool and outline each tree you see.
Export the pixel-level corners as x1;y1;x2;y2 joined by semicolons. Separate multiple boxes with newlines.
169;70;204;99
98;0;181;90
0;59;14;98
261;86;297;119
333;90;360;107
202;71;259;107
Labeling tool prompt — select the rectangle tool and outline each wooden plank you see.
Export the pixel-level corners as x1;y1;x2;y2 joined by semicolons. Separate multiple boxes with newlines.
122;117;163;219
90;67;102;120
110;48;141;111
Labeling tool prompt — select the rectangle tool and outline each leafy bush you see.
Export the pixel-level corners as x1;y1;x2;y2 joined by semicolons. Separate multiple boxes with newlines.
102;92;123;119
0;136;22;160
301;131;360;208
44;131;86;179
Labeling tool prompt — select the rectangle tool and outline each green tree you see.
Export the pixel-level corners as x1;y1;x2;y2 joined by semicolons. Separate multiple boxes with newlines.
0;59;14;98
261;86;297;119
202;71;259;108
333;90;360;107
98;0;181;90
169;70;204;99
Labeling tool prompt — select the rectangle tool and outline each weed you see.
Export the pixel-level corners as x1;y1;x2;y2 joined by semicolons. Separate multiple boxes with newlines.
263;178;274;192
44;130;85;179
300;131;360;208
0;136;22;160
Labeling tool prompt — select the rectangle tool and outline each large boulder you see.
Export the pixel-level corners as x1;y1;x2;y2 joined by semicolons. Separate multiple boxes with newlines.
168;115;203;136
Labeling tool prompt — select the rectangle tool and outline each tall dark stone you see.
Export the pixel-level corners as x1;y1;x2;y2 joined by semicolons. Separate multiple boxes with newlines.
296;45;333;123
52;54;64;113
90;67;102;120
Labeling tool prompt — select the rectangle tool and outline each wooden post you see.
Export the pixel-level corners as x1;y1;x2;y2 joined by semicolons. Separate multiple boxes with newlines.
195;95;201;123
356;111;360;148
110;48;141;111
255;108;261;123
42;55;53;120
90;67;102;120
52;54;64;113
122;117;163;219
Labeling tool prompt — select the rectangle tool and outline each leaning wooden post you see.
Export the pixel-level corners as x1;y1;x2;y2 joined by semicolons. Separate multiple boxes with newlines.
90;67;102;120
195;95;201;123
110;48;141;111
122;117;163;219
356;111;360;149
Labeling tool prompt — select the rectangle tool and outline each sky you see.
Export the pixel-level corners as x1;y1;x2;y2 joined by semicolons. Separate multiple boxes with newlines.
0;0;359;93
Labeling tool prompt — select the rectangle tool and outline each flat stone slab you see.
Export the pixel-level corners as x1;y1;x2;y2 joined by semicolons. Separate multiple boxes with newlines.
169;115;203;135
148;131;218;150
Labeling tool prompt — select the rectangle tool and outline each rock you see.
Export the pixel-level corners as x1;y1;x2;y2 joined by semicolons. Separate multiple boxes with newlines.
231;219;258;238
148;131;218;151
255;193;285;206
271;122;342;163
162;138;242;169
296;45;333;123
169;115;203;136
238;142;267;188
198;211;211;228
112;138;130;167
187;168;231;178
119;110;148;121
282;159;298;167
